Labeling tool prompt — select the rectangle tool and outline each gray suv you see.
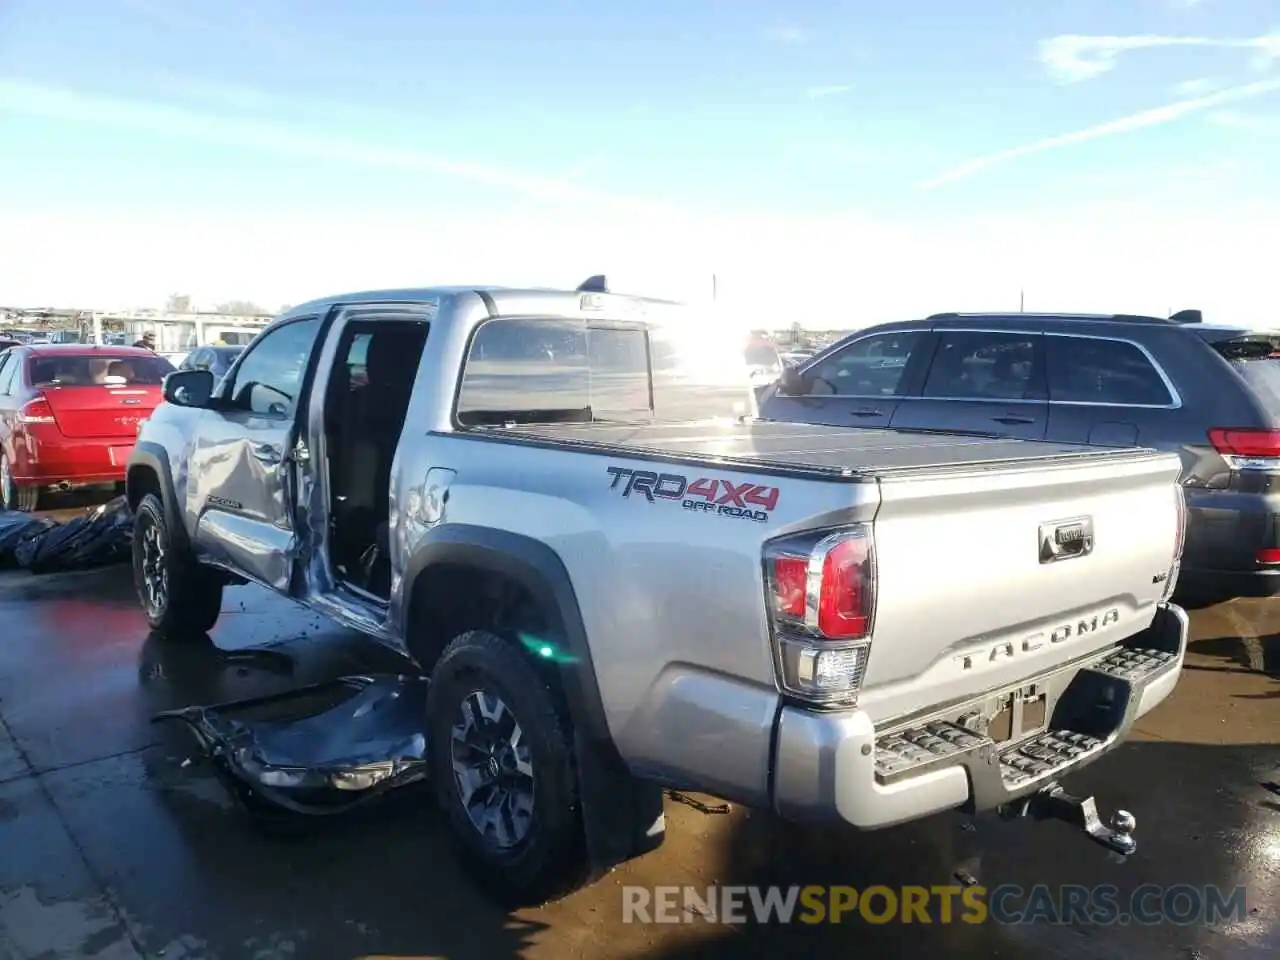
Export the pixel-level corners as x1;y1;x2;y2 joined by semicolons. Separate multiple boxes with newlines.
759;310;1280;603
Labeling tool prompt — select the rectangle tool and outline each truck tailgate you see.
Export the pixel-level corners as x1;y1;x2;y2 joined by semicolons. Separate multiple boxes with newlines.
859;449;1184;723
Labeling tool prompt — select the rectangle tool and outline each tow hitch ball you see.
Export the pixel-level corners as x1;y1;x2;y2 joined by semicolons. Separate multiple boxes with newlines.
999;782;1138;856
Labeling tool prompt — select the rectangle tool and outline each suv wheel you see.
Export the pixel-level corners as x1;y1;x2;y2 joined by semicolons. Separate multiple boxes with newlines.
427;630;586;905
132;493;224;638
0;453;39;512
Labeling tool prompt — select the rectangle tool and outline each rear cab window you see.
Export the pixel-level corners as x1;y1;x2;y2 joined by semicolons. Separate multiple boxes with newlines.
27;354;175;388
456;318;653;426
1046;336;1174;406
455;314;750;427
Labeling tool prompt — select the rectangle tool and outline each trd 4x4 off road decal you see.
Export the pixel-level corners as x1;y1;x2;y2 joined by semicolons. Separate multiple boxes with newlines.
606;466;779;523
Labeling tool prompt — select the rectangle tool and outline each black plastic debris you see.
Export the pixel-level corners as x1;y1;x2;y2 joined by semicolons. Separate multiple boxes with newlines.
0;496;134;572
153;674;430;819
0;513;56;569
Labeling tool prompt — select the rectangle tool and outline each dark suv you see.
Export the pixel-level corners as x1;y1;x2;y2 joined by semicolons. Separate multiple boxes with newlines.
758;310;1280;603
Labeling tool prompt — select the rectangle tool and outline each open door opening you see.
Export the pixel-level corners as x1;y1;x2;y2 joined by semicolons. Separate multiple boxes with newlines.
323;321;429;599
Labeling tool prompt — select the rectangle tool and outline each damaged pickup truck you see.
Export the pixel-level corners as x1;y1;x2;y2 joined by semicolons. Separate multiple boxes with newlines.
126;281;1190;903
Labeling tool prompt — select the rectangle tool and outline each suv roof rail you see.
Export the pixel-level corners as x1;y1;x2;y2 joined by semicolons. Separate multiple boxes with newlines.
576;274;608;293
925;310;1187;326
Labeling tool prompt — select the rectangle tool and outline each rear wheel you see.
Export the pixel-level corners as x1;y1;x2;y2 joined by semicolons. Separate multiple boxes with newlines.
133;492;224;638
427;630;587;905
0;453;39;512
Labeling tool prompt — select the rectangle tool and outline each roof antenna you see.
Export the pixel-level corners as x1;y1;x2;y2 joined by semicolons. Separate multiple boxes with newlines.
1168;309;1202;324
577;275;608;293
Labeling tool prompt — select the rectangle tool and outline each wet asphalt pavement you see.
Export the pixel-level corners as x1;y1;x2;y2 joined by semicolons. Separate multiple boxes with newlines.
0;561;1277;959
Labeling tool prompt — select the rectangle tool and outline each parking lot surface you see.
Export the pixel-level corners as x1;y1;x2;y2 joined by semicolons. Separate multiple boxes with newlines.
1;565;1276;959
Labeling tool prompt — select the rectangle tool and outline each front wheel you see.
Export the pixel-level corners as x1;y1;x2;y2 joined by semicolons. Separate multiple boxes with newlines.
427;630;587;905
132;493;224;638
0;453;38;512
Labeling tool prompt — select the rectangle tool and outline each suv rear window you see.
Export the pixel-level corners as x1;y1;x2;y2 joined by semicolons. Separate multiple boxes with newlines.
28;354;175;388
1230;359;1280;413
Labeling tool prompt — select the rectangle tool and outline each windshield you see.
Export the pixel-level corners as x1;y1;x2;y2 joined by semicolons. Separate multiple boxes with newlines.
28;354;175;387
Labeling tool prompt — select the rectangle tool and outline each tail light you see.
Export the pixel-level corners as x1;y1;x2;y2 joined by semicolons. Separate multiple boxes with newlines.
763;526;875;706
1208;427;1280;470
17;396;55;425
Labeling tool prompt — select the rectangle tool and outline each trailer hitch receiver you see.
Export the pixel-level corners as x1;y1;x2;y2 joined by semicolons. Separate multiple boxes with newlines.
1000;782;1137;856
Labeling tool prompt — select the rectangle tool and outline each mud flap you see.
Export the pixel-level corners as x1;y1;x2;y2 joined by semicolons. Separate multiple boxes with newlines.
153;674;429;821
574;731;667;884
999;781;1137;856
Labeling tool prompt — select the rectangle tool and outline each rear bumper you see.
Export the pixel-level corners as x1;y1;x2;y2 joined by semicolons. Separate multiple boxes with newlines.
10;432;135;486
1181;487;1280;596
770;603;1188;829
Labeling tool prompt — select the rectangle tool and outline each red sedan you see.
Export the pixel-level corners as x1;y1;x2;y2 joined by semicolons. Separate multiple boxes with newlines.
0;344;175;512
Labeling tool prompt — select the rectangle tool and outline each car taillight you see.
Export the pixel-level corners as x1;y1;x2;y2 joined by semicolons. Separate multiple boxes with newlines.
1208;427;1280;468
763;526;875;706
17;396;55;425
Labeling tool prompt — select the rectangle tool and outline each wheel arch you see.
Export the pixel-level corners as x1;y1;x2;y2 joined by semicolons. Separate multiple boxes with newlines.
126;443;189;550
402;524;666;877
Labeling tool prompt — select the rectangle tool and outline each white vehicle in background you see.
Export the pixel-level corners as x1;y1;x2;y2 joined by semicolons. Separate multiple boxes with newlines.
744;337;783;386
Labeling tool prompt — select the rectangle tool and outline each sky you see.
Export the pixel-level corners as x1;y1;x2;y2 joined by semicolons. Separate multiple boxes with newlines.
1;0;1279;327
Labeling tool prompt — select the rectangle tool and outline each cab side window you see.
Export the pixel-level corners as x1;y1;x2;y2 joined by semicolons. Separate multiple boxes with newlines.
0;352;14;395
223;316;321;418
806;331;924;397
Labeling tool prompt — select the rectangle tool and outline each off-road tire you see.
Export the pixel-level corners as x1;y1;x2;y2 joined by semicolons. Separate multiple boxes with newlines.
427;629;587;906
132;492;224;638
0;452;39;512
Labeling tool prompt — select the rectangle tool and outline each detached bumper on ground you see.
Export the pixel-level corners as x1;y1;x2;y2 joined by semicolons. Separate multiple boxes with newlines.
771;602;1189;830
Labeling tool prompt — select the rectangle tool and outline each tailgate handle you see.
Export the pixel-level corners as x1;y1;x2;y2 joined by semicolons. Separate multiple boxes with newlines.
994;415;1035;425
850;408;883;418
1039;518;1094;564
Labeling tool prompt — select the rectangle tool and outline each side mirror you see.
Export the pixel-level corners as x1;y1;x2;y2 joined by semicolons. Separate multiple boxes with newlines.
164;368;216;408
777;365;811;396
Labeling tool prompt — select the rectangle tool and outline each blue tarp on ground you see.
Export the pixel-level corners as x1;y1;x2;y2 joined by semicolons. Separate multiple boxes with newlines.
0;496;133;572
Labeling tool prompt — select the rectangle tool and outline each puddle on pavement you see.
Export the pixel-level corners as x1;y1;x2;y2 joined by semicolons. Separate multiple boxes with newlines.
0;886;139;959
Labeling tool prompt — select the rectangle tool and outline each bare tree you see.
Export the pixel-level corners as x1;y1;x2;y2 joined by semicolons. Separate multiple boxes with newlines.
214;299;267;316
166;293;193;313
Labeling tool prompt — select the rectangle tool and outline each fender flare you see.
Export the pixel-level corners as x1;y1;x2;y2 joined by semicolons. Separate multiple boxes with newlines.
401;523;610;742
401;524;665;874
126;443;190;551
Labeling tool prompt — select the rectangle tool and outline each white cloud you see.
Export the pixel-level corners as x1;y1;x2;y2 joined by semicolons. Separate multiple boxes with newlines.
0;80;684;221
918;77;1280;189
805;84;853;99
3;206;1279;329
1210;109;1280;133
1174;76;1222;95
765;24;809;45
1039;31;1280;84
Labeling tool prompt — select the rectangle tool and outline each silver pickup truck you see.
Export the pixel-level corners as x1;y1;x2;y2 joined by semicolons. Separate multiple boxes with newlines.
127;281;1189;903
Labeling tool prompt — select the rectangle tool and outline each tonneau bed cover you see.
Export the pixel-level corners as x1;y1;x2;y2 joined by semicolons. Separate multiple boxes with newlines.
464;420;1162;480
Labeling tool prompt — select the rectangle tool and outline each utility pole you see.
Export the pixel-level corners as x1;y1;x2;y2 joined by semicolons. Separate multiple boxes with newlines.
712;273;718;302
1019;289;1025;312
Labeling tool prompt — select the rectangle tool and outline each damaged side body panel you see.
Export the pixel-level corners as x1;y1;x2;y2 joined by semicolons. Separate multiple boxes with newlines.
154;675;430;816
